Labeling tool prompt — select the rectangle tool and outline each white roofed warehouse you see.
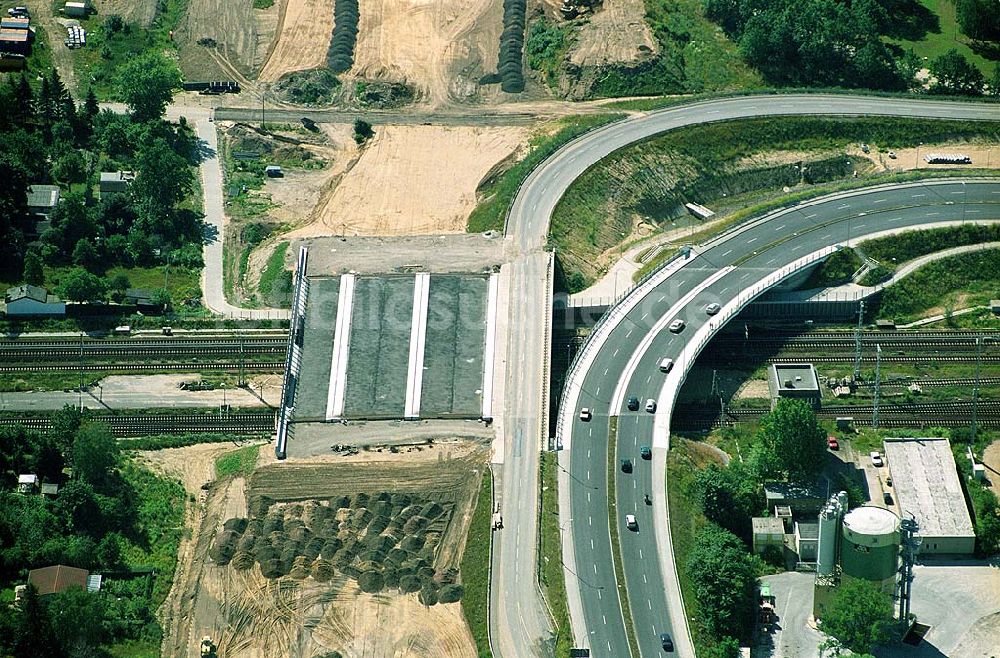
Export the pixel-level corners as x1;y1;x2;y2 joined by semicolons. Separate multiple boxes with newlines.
883;438;976;555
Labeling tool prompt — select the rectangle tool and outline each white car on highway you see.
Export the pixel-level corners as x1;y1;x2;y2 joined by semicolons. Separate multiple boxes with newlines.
668;319;685;333
625;514;638;531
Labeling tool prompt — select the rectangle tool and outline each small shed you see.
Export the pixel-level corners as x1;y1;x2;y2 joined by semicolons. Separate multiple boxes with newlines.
1;17;29;30
62;2;88;17
17;473;38;494
265;165;284;178
767;363;821;408
27;565;89;596
40;482;59;497
752;517;785;554
794;521;819;561
27;184;60;217
125;288;164;314
4;285;66;318
99;171;135;199
764;481;828;515
991;300;1000;315
0;27;29;54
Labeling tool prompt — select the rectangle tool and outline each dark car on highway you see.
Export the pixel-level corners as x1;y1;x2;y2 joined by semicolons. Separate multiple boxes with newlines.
640;445;651;459
627;396;640;410
621;459;633;473
660;633;674;652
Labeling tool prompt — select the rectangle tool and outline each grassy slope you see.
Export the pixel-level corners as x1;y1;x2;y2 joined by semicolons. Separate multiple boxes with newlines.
214;444;261;478
460;469;494;658
878;248;1000;323
551;116;1000;292
884;0;996;75
539;452;573;657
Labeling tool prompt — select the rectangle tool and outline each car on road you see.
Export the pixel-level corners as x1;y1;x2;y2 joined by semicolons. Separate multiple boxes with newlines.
705;303;721;316
870;451;884;467
627;396;640;411
827;436;839;450
579;408;592;422
660;633;674;652
640;445;652;459
626;514;638;531
883;491;893;505
621;459;633;473
645;399;657;413
659;357;674;372
668;319;685;333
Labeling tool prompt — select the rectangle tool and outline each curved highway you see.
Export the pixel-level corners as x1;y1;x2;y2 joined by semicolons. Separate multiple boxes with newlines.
494;94;1000;658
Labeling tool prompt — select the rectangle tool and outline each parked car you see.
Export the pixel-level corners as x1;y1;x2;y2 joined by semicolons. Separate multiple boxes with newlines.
827;436;839;450
579;408;592;422
640;445;652;460
705;303;721;316
668;319;685;333
621;459;633;473
626;514;638;531
883;491;893;505
627;396;640;411
870;451;884;467
645;399;657;413
660;633;674;652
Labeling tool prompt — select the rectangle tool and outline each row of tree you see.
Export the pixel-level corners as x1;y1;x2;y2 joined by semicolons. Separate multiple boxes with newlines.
327;0;360;73
498;0;527;93
704;0;998;94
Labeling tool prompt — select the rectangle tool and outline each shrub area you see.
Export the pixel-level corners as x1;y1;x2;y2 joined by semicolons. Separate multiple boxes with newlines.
273;68;342;105
877;249;1000;322
460;471;494;657
327;0;360;73
800;248;862;289
526;19;570;89
498;0;527;92
862;224;1000;269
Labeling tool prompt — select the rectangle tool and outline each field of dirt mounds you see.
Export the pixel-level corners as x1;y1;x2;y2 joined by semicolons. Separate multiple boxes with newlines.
159;441;486;658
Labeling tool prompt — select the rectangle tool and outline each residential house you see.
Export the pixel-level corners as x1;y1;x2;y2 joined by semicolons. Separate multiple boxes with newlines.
3;285;66;318
27;565;89;596
99;170;135;199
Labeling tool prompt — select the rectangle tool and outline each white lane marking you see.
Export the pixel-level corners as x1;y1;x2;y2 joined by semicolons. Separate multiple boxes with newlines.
603;368;608;376
856;223;866;229
613;348;619;357
719;287;728;294
595;387;600;396
641;312;648;320
639;549;643;559
587;470;591;480
589;515;592;525
774;224;785;231
805;213;817;219
838;204;850;209
657;294;665;302
643;575;648;584
626;329;633;338
967;210;981;214
874;198;887;204
926;212;940;216
791;245;802;251
646;375;652;384
820;234;831;240
721;249;732;257
746;237;758;244
591;538;594;549
888;216;902;223
766;258;776;265
595;565;598;574
912;193;926;198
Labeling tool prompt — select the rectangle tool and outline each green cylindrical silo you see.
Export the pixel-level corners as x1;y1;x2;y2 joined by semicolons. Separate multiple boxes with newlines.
841;506;900;592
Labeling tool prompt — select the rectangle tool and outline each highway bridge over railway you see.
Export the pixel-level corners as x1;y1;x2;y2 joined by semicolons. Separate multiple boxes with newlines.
491;95;1000;658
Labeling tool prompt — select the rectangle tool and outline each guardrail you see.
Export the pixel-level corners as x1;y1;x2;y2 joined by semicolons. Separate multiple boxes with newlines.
275;246;309;459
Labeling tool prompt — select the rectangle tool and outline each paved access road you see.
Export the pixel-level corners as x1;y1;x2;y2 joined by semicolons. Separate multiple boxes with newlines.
563;180;1000;657
497;94;999;658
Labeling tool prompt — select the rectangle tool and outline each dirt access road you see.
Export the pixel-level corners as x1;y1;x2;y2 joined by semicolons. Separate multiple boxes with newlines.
154;439;488;658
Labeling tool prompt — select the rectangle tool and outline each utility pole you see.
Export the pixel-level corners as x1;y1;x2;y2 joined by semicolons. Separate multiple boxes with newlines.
873;344;882;429
972;336;981;446
238;330;246;388
853;300;865;381
78;333;84;411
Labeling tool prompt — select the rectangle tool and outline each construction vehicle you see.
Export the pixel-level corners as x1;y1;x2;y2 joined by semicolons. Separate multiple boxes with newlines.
201;636;215;657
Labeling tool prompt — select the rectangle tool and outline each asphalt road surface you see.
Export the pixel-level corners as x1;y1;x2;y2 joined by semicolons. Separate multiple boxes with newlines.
499;94;999;658
563;179;1000;657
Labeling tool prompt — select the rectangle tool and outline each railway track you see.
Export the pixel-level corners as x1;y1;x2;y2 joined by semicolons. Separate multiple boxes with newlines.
0;362;283;374
672;400;1000;429
0;337;287;361
0;411;277;437
855;376;1000;388
700;353;1000;365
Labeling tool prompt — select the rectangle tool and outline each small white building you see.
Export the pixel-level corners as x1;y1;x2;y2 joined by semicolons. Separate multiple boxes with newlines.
3;285;66;318
752;516;786;554
17;474;38;494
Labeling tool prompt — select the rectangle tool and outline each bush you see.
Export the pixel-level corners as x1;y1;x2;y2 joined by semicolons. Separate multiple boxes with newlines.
498;0;527;92
327;0;360;73
418;581;439;606
438;583;464;603
358;570;385;593
209;530;240;565
312;558;336;581
400;575;422;593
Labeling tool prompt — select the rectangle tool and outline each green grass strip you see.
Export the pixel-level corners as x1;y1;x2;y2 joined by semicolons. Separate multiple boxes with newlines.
467;114;624;234
539;452;574;656
214;443;261;478
461;468;494;658
607;417;641;658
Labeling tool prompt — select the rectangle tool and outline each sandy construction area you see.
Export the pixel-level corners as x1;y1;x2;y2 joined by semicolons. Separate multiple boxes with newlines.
258;0;336;82
156;440;486;658
568;0;657;67
352;0;503;105
290;124;526;237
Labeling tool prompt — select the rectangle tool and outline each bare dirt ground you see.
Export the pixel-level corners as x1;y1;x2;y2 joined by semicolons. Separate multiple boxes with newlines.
983;439;1000;497
177;0;279;80
567;0;658;68
158;439;487;658
287;124;526;237
94;0;158;26
350;0;503;106
258;0;334;82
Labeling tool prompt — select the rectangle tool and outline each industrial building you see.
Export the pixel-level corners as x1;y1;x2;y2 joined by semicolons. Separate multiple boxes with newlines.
3;285;66;318
884;437;976;555
767;363;821;407
752;516;785;555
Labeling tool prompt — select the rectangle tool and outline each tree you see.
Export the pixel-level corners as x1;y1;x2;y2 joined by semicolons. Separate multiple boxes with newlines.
690;463;761;542
819;579;894;654
929;49;985;96
955;0;1000;41
22;251;44;285
989;66;1000;98
752;398;827;482
53;151;87;184
12;584;62;658
50;405;86;453
353;118;375;144
56;267;107;302
131;137;194;213
114;52;181;123
71;239;100;272
687;523;758;640
48;586;110;654
71;422;120;492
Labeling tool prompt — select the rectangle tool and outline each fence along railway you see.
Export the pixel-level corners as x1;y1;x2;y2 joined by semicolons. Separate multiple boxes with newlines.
0;411;276;436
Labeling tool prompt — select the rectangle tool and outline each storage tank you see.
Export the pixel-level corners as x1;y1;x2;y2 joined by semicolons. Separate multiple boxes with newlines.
841;506;900;593
816;493;846;576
